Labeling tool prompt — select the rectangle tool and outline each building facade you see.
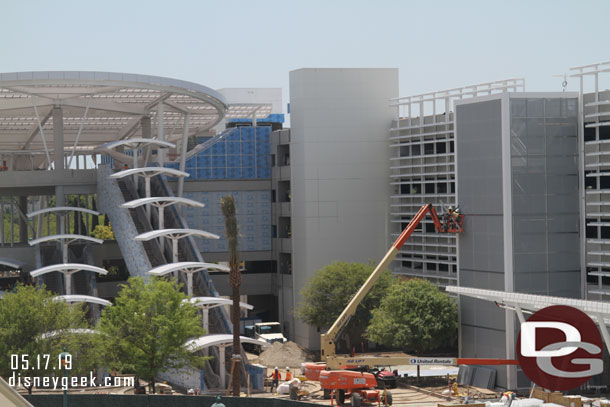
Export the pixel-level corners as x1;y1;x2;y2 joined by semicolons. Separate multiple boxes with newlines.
455;93;580;390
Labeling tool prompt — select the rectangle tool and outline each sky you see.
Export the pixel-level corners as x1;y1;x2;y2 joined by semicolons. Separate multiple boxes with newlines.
1;0;609;113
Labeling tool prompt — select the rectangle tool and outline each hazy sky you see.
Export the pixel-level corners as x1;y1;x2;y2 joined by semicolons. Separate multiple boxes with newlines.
1;0;608;112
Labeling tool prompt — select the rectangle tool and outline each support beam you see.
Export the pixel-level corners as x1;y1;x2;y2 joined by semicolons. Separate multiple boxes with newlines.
21;108;53;150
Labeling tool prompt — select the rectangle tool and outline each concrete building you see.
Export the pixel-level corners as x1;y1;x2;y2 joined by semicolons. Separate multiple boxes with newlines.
455;92;580;390
286;68;398;349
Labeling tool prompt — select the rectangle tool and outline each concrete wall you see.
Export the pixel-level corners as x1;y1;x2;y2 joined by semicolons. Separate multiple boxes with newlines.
288;68;398;349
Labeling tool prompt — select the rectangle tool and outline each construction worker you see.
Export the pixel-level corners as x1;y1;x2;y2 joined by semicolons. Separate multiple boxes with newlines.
269;367;281;393
285;367;292;381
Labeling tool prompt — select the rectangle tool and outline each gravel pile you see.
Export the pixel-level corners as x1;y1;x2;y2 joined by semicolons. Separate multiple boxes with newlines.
256;341;310;368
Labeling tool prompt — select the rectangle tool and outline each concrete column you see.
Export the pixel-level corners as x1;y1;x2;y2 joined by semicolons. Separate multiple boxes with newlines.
218;345;226;389
53;106;64;171
178;113;190;198
202;307;209;332
157;103;165;164
18;196;27;243
186;272;193;296
55;186;65;235
141;116;152;166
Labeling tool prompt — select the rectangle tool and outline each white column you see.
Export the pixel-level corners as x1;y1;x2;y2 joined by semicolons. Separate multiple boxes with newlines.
172;238;178;263
157;103;165;165
145;177;151;219
178;113;190;199
186;272;193;297
218;345;226;389
64;271;72;296
202;307;209;331
53;106;64;171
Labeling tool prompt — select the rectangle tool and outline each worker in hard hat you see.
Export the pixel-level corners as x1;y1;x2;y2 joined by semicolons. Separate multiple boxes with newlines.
285;367;292;381
269;367;281;393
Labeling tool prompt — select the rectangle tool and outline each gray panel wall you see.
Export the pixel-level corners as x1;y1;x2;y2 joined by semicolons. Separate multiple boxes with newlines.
456;95;580;390
509;98;580;297
456;98;508;387
289;68;398;349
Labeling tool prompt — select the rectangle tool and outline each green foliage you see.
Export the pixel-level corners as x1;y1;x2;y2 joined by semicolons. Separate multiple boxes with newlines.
365;279;457;354
98;277;206;393
92;224;114;240
0;285;96;392
297;261;395;347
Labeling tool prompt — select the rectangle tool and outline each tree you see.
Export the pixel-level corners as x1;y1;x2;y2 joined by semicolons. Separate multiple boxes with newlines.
98;277;206;393
92;224;114;240
297;261;395;351
220;195;241;396
0;285;91;394
365;279;457;376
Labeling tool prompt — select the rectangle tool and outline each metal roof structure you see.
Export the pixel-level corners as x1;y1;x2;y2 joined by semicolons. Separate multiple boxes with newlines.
109;167;189;179
96;138;175;151
148;262;229;276
0;71;275;156
28;234;104;246
186;296;253;310
446;286;610;351
27;206;100;218
121;196;204;209
0;71;227;154
184;334;270;352
54;295;112;307
0;257;26;269
30;263;108;278
135;228;219;241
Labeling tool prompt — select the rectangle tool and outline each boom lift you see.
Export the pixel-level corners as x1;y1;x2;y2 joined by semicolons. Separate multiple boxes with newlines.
321;203;462;369
302;204;513;406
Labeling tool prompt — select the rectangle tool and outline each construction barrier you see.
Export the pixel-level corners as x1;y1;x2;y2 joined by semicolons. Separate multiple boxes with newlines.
24;394;320;407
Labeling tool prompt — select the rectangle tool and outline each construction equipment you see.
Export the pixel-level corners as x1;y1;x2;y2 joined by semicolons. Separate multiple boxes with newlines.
320;203;463;369
304;203;464;405
303;203;518;405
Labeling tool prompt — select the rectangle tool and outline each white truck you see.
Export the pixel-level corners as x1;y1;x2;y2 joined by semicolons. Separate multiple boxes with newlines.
244;321;287;353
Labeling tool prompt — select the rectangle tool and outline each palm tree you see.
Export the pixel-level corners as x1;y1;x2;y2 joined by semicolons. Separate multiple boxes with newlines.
220;195;241;396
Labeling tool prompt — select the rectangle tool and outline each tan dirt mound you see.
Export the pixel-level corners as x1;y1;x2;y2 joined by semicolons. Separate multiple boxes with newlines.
256;341;310;368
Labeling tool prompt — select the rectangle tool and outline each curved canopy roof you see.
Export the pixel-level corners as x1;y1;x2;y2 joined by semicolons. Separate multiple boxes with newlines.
109;167;189;179
27;206;100;218
121;196;204;209
0;257;27;269
446;286;610;326
0;71;227;153
135;228;219;241
30;263;108;277
185;334;270;352
148;262;229;276
186;296;253;310
29;234;104;246
54;295;112;307
41;328;98;340
96;138;175;151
